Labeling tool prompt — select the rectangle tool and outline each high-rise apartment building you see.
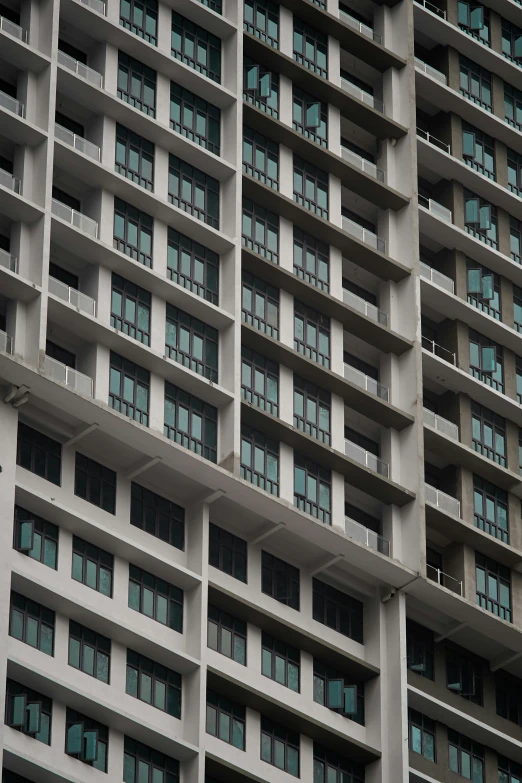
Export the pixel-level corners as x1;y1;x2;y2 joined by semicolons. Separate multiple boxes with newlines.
1;0;522;780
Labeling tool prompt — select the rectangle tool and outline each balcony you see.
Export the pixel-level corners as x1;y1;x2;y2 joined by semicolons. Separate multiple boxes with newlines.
49;276;96;317
420;261;454;294
345;439;389;478
342;216;386;254
0;166;21;194
414;57;447;85
55;123;101;161
425;483;461;517
51;198;99;239
0;89;24;117
416;127;450;154
0;248;18;274
418;194;452;223
340;78;384;113
0;15;27;42
340;146;384;182
57;50;103;89
0;328;13;354
344;363;389;402
423;407;459;440
345;515;390;556
77;0;106;13
339;8;382;44
43;354;94;397
413;0;446;18
422;335;456;364
427;564;463;595
342;287;388;326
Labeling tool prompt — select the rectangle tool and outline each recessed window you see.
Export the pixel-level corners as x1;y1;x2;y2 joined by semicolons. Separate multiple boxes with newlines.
293;228;329;291
170;82;220;155
261;551;299;610
165;304;218;382
293;18;327;77
242;270;279;338
164;382;218;463
313;659;363;725
207;605;246;664
243;127;279;190
476;553;511;622
313;744;365;783
243;57;279;118
5;679;52;745
123;735;179;783
130;482;185;551
262;632;299;692
109;351;150;426
244;0;278;47
13;506;58;569
69;620;111;683
294;376;330;444
241;346;278;415
292;86;327;147
115;124;154;190
406;620;434;679
408;709;435;761
117;52;156;117
66;708;108;772
113;197;153;267
171;12;221;83
126;648;181;718
261;717;299;777
167;228;219;305
16;422;61;486
168;155;219;229
446;647;483;705
111;273;151;346
459;56;491;111
294;454;331;524
242;198;279;262
473;474;508;543
75;452;116;514
240;424;279;496
9;591;54;656
209;523;247;582
128;564;183;632
120;0;157;44
312;578;362;642
206;689;245;749
72;535;113;597
448;729;484;782
293;156;328;219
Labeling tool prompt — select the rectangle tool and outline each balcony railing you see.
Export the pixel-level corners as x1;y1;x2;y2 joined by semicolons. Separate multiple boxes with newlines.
418;194;452;223
416;127;451;154
423;407;459;440
341;146;384;182
427;564;463;595
414;57;447;85
55;123;101;161
422;335;456;365
49;276;96;317
0;88;24;117
0;328;13;354
420;261;455;294
77;0;106;13
344;363;389;402
342;216;386;254
339;8;382;43
0;15;28;41
341;78;384;113
413;0;446;19
57;50;103;89
0;166;21;194
0;248;18;274
345;515;390;556
425;483;461;517
345;439;389;478
44;354;94;397
51;198;99;239
342;288;388;326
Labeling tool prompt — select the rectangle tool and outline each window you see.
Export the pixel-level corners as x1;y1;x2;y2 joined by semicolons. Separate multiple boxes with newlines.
313;659;363;724
446;647;483;705
117;52;156;117
123;736;179;783
46;340;76;368
49;261;79;290
459;56;491;111
294;376;330;444
240;424;279;496
464;190;497;248
292;86;327;147
243;58;279;118
243;127;279;189
466;262;500;319
471;403;505;465
448;729;484;782
499;757;522;783
476;553;511;622
17;422;61;486
167;228;219;305
294;454;331;524
261;717;299;776
313;578;363;642
293;18;327;77
508;148;522;196
120;0;157;44
168;155;219;229
69;620;111;683
111;273;151;345
473;475;508;543
511;216;522;264
206;690;245;750
128;564;183;632
3;771;48;783
165;304;218;382
244;0;278;47
170;83;220;155
242;271;279;338
502;18;522;63
505;83;522;131
113;197;153;267
241;199;279;263
462;122;494;179
13;506;58;569
517;357;522;403
171;13;221;83
74;452;116;515
241;346;278;415
5;680;52;745
164;382;218;463
262;633;299;692
207;605;246;664
126;649;181;718
115;125;154;192
408;709;435;761
294;301;330;368
458;2;489;45
293;229;329;291
469;329;503;391
66;708;108;772
109;352;150;425
293;156;328;219
9;591;54;655
313;745;364;783
209;523;247;582
72;536;113;597
516;286;522;331
262;551;300;610
496;672;522;727
130;482;185;551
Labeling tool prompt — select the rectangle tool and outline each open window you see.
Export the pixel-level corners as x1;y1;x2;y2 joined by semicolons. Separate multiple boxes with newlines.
462;130;475;159
14;518;35;552
326;679;357;716
244;64;272;97
465;199;491;230
7;695;41;735
304;101;320;129
408;642;427;673
467;268;493;300
447;659;476;697
458;2;484;30
67;723;99;762
481;345;496;373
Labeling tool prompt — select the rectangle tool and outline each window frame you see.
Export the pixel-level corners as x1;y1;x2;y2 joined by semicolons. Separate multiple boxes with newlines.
206;689;246;750
475;553;511;622
167;227;219;305
261;632;300;692
65;708;108;772
293;17;327;78
261;550;300;610
69;620;111;684
294;300;330;368
241;345;279;415
120;0;158;44
117;52;156;117
292;86;327;148
13;505;58;569
170;82;220;155
312;577;363;642
473;474;508;543
128;563;184;632
241;197;280;263
243;126;279;190
408;708;435;762
171;12;221;83
115;124;154;190
448;728;484;782
240;424;279;496
260;716;300;777
168;155;220;229
164;381;218;463
130;482;185;551
241;270;279;338
5;679;52;746
293;156;329;219
72;535;114;597
111;272;151;346
243;57;279;117
125;648;182;718
293;228;329;292
165;303;218;382
113;197;153;267
209;522;247;583
293;375;330;445
294;454;331;524
9;591;55;656
109;351;150;426
74;452;117;515
16;422;61;486
207;604;247;665
123;736;180;783
243;0;279;47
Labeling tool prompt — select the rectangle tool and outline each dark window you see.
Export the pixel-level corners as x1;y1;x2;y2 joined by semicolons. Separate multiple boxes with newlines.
294;454;331;524
72;536;113;597
167;228;219;305
313;659;363;725
117;52;156;117
508;148;522;196
113;197;153;267
498;756;522;783
505;83;522;131
261;717;299;777
294;300;330;368
466;262;500;319
345;426;383;473
58;38;87;63
111;273;151;346
69;620;111;684
262;633;299;692
170;83;220;155
476;553;511;622
462;122;495;179
242;270;279;338
344;351;379;381
17;422;61;486
209;523;247;582
207;605;246;664
126;649;181;718
244;0;278;47
9;592;54;655
109;352;150;425
469;329;503;391
0;3;20;23
448;729;484;782
458;2;489;45
168;155;219;229
294;376;330;444
446;646;483;705
293;156;328;218
3;770;43;783
164;382;218;463
409;709;435;761
313;578;363;642
262;551;300;610
241;346;278;415
243;58;279;118
55;111;84;137
49;261;79;290
243;127;279;190
406;620;434;679
313;744;364;783
496;672;522;727
240;424;279;496
171;13;221;83
120;0;157;44
123;736;179;783
206;690;245;749
517;288;522;332
292;86;327;147
128;564;183;632
517;357;522;403
75;452;116;515
502;18;522;64
0;77;17;98
46;340;76;368
473;474;508;543
13;506;58;569
464;189;497;248
115;124;154;191
131;482;185;551
66;708;108;772
5;679;52;745
293;228;329;291
459;56;491;111
165;304;218;382
510;216;522;264
293;18;327;77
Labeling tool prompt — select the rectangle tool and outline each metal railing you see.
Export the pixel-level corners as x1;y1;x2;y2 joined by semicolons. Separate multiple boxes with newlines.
55;123;101;161
57;50;103;89
343;288;388;326
0;248;18;274
420;261;455;294
0;166;21;194
342;216;386;253
0;328;13;354
423;407;459;440
341;146;385;182
416;127;451;154
427;564;463;595
339;8;382;43
0;15;27;41
345;515;390;556
425;482;461;517
413;0;446;18
418;194;452;223
344;363;389;402
77;0;106;13
422;335;456;364
0;88;24;117
49;276;96;317
51;198;99;239
44;354;94;397
341;78;384;113
345;439;389;477
414;56;447;85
